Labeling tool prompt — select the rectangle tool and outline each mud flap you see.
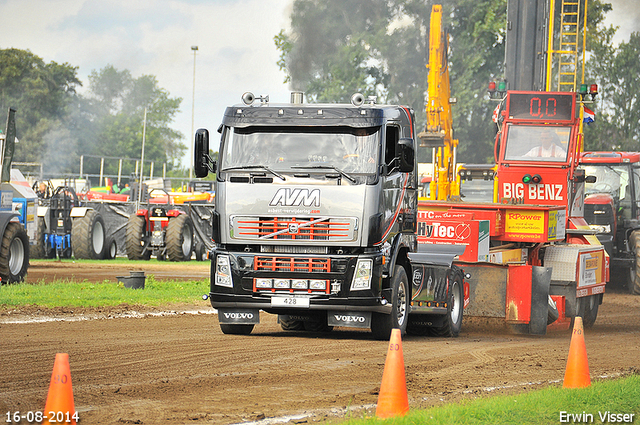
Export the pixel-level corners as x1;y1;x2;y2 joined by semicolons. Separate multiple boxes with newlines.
217;308;260;324
529;266;552;335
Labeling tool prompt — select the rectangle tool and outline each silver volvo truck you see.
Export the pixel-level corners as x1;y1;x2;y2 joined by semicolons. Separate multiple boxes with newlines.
195;93;465;340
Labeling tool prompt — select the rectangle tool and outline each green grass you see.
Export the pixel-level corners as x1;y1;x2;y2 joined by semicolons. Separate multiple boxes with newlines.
0;276;209;308
29;258;207;266
340;375;640;425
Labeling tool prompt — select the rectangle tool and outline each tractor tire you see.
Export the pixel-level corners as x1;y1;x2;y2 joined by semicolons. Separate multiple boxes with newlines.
103;236;117;260
371;265;409;340
0;222;30;284
32;217;55;259
71;210;106;259
126;215;151;260
628;230;640;295
166;214;194;262
430;269;464;337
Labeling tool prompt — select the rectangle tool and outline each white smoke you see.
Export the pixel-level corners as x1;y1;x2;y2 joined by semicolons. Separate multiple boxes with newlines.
604;0;640;45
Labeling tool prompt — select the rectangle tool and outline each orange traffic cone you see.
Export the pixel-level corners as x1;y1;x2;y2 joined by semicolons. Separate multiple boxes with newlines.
43;353;77;425
376;328;409;418
563;316;591;388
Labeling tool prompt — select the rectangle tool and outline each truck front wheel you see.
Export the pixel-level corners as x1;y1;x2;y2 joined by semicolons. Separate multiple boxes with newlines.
371;265;409;340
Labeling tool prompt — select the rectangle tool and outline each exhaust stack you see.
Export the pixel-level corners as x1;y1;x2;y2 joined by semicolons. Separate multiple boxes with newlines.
290;91;304;104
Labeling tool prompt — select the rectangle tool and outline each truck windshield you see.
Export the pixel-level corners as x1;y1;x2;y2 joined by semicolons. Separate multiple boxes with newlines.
220;126;380;175
503;124;571;162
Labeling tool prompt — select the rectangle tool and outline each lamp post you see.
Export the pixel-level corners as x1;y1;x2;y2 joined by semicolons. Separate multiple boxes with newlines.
190;45;198;180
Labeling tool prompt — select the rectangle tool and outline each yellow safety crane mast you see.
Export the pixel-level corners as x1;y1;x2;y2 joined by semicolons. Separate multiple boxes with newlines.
418;4;459;201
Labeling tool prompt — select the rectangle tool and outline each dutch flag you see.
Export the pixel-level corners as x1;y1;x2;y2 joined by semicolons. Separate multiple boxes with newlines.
583;107;595;125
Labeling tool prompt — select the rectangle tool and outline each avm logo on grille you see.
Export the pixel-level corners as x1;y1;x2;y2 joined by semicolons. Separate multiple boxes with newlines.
270;188;320;207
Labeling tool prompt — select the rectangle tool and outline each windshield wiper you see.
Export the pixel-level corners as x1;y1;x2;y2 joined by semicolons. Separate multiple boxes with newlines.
221;165;285;181
291;165;356;183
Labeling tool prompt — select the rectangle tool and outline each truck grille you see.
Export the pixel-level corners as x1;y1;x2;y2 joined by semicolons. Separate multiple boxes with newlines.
255;256;331;272
232;216;356;241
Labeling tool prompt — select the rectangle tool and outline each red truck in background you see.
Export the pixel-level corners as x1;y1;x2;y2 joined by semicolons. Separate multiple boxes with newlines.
580;151;640;295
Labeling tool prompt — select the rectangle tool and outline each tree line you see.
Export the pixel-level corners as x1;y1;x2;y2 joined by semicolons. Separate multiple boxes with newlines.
0;48;186;181
275;0;639;162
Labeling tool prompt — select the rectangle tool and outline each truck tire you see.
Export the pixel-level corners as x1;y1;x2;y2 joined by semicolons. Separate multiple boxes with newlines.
0;222;29;284
430;269;464;337
220;324;254;335
303;316;333;332
32;217;55;259
71;210;105;259
371;265;409;340
278;316;305;331
406;316;431;336
629;230;640;295
126;215;151;260
166;214;194;262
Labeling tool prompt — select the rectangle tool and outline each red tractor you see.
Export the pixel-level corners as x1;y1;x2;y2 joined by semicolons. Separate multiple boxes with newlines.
126;190;194;261
580;151;640;294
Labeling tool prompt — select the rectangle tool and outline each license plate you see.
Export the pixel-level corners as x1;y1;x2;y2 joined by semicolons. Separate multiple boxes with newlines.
271;296;310;308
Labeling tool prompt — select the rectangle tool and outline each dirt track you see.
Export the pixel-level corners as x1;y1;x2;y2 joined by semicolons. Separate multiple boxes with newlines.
1;261;639;424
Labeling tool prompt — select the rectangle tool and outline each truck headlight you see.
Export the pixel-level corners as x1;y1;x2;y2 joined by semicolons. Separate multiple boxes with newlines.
351;259;373;291
215;255;233;288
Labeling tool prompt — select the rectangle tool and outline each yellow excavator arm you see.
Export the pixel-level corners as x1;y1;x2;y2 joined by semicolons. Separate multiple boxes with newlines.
418;4;459;201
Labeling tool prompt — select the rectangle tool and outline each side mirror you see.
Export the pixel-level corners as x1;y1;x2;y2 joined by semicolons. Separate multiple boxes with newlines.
194;128;213;178
397;138;415;173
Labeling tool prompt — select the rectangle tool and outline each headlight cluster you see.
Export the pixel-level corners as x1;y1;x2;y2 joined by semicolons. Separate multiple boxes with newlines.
215;255;233;288
254;278;328;292
350;259;373;291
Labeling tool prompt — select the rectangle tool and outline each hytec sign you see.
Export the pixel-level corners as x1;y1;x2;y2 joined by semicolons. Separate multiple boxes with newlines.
417;211;490;262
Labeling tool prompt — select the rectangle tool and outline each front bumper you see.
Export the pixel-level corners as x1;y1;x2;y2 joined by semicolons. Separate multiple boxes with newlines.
208;249;391;314
209;292;392;314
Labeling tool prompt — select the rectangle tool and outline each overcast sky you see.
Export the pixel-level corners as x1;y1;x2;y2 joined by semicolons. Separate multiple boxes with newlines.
0;0;294;169
1;0;637;171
